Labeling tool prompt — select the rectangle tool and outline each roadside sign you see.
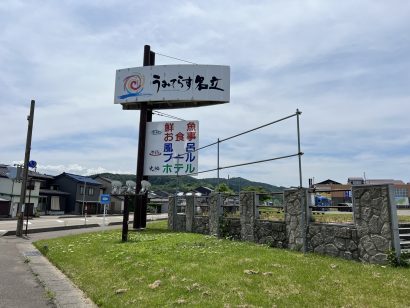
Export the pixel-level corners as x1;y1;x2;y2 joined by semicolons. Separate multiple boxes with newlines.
114;64;230;110
100;194;111;205
144;120;199;176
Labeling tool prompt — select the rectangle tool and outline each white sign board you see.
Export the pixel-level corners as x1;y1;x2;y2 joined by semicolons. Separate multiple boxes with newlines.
115;65;229;109
144;121;199;176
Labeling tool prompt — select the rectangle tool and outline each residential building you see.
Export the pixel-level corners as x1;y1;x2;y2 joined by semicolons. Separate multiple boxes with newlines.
148;190;170;213
53;173;102;214
0;164;53;217
313;177;410;207
92;175;124;214
347;177;365;185
37;175;70;215
314;179;352;205
193;186;214;196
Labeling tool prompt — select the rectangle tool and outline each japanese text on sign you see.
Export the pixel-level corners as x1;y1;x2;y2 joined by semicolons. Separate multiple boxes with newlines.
144;121;199;176
114;65;230;107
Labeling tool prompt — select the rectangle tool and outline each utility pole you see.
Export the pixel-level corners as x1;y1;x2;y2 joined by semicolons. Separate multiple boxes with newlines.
134;45;155;229
16;100;35;237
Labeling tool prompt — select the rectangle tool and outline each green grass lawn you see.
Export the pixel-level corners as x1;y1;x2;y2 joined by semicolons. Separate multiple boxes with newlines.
34;221;410;307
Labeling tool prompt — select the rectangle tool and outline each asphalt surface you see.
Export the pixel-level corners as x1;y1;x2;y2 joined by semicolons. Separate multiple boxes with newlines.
0;239;54;308
0;214;167;307
0;213;165;236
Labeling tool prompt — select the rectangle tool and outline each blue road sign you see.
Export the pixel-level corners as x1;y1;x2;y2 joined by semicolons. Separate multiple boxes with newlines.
100;194;111;204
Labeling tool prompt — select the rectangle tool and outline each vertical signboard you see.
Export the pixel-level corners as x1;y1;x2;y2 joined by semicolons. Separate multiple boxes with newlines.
144;121;199;176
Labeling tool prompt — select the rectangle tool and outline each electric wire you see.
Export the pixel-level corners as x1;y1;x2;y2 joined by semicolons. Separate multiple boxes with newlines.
152;110;185;121
170;110;302;179
155;52;198;65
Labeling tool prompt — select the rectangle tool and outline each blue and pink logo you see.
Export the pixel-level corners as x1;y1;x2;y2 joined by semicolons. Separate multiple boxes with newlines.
118;74;145;99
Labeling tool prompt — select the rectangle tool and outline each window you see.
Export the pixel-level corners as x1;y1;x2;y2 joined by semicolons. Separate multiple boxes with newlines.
88;187;94;196
51;196;60;210
81;186;94;195
395;188;408;198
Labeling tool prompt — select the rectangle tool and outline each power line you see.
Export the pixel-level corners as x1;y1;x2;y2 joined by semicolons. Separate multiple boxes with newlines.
152;110;185;121
155;52;198;65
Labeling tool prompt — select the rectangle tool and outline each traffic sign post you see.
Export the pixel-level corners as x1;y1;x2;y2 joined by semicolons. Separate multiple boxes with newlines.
100;194;111;227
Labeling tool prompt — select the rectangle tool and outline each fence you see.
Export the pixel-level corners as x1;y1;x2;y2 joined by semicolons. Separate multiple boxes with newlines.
169;184;402;264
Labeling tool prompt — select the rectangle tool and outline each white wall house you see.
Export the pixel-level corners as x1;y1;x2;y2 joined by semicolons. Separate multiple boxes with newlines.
0;165;41;217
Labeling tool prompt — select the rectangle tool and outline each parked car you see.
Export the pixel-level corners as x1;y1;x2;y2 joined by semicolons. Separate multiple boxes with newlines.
338;202;353;212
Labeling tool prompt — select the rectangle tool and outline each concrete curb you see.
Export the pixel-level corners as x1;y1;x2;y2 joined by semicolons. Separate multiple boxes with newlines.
16;242;97;307
3;222;132;236
1;216;168;237
3;224;101;236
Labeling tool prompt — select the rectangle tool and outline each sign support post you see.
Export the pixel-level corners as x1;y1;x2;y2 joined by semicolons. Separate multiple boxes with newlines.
100;194;111;228
122;195;129;242
134;45;155;230
115;46;229;237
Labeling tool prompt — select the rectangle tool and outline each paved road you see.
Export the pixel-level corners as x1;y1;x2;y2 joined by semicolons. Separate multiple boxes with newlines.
0;213;168;236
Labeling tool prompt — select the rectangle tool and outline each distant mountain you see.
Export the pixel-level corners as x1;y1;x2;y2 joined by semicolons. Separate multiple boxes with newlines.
94;173;286;193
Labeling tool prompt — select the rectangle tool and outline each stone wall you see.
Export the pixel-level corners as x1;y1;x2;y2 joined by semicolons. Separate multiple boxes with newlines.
193;216;209;234
240;192;257;242
308;223;358;260
220;218;241;240
168;185;400;264
185;195;195;232
175;214;186;231
353;185;398;263
255;220;286;248
168;196;176;231
284;189;306;251
209;193;222;236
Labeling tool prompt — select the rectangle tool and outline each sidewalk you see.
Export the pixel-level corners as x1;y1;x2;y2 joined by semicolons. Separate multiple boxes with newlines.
0;216;167;307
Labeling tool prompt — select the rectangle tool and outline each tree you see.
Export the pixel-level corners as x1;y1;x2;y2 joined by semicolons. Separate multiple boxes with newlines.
242;186;271;202
216;183;234;194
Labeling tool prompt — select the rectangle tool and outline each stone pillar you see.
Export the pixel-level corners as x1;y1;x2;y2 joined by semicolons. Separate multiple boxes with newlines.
353;184;399;264
185;195;195;232
209;193;222;236
168;196;177;230
240;191;256;242
284;189;307;251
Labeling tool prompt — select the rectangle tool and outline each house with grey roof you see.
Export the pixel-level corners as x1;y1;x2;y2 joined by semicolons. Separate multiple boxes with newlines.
0;164;57;217
53;173;102;214
92;175;124;214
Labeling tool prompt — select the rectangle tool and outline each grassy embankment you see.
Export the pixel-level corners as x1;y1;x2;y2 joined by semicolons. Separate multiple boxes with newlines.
35;220;410;307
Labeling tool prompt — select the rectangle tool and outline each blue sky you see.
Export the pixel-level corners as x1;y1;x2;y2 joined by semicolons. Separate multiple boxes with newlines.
1;0;409;187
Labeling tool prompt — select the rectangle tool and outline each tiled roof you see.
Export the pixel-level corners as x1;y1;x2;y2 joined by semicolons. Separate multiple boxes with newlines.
366;179;405;185
92;175;112;183
39;189;71;196
0;164;53;180
59;173;102;185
